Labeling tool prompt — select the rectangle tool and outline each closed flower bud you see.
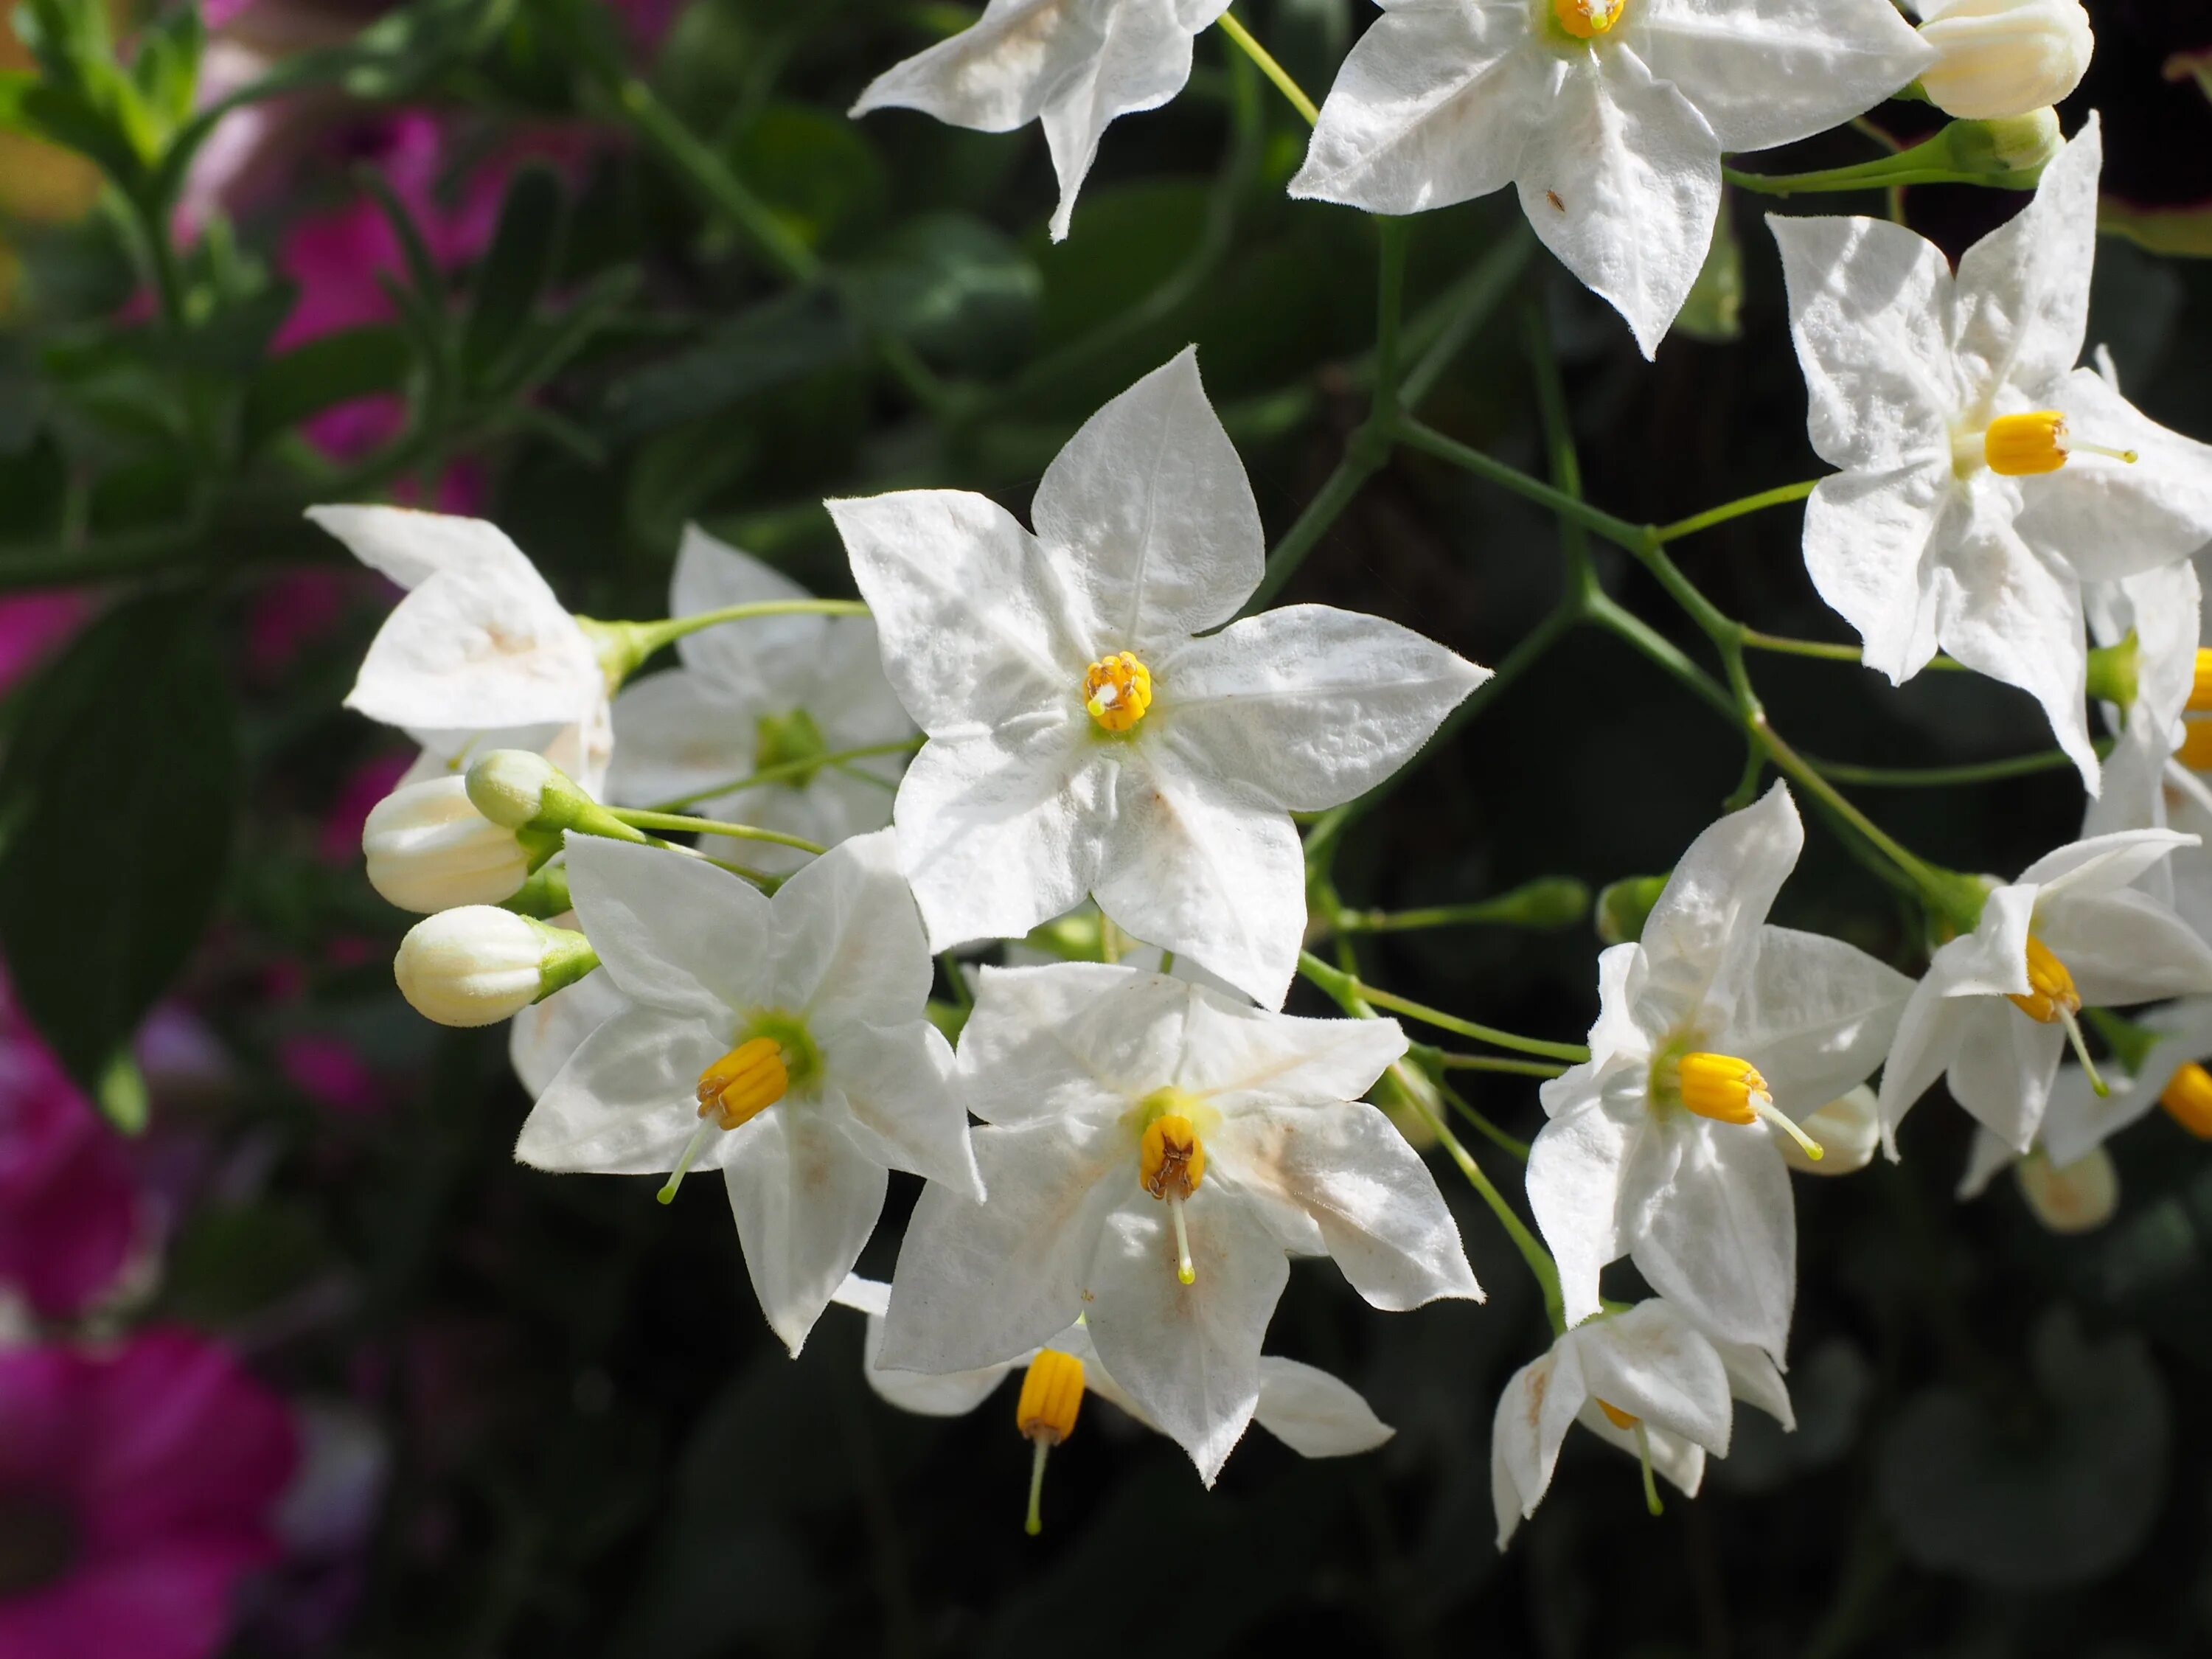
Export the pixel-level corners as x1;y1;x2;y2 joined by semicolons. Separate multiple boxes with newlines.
394;908;598;1028
2014;1145;2118;1234
1918;0;2093;122
1780;1086;1882;1176
363;776;531;913
465;749;649;846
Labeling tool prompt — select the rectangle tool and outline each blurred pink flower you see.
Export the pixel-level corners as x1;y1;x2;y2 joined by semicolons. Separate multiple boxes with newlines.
319;752;411;865
277;1034;382;1116
0;1040;137;1319
0;594;88;695
0;1329;297;1659
247;568;357;680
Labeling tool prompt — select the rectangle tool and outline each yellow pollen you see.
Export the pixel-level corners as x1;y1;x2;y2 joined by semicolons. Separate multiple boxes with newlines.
1596;1399;1640;1431
2190;649;2212;714
1983;410;2139;476
1553;0;1625;38
2180;720;2212;772
1015;1349;1085;1447
1082;652;1152;733
1674;1051;1826;1161
2160;1062;2212;1138
695;1036;789;1130
1138;1113;1206;1200
2007;936;2080;1025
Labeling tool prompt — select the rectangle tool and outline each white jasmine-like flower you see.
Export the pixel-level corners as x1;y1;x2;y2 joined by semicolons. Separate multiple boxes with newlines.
394;908;597;1028
1527;784;1912;1357
606;526;914;874
1290;0;1932;358
1491;1298;1792;1548
1879;832;2212;1155
514;830;984;1355
1770;119;2212;790
880;961;1477;1484
849;0;1232;243
1778;1085;1882;1177
829;349;1486;1007
311;505;615;793
362;776;532;914
830;1274;1391;1499
1914;0;2093;122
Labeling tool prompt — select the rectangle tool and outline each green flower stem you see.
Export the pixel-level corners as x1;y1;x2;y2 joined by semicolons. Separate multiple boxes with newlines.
1739;630;1970;670
1424;1051;1565;1083
1296;952;1590;1062
1804;748;2086;788
1332;877;1587;934
609;77;819;286
648;738;925;813
1394;417;1649;554
1430;1074;1536;1158
589;599;872;682
1652;479;1819;543
607;810;826;855
1395;225;1537;412
1216;10;1318;125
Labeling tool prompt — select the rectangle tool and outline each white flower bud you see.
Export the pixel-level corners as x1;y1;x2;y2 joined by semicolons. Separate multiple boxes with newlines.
1917;0;2093;122
466;749;565;830
2014;1145;2118;1234
1780;1085;1881;1176
394;908;597;1028
363;777;530;913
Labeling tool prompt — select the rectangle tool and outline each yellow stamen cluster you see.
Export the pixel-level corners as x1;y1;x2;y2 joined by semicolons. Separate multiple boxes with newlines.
2190;649;2212;714
695;1036;789;1130
1983;410;2139;477
2160;1062;2212;1138
1082;652;1152;733
1138;1113;1206;1200
1553;0;1626;38
2006;935;2079;1024
2180;723;2212;772
1016;1349;1085;1447
1674;1051;1826;1161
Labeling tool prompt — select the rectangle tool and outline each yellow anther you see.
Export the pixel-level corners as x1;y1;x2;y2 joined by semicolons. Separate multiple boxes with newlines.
2190;649;2212;714
1983;410;2138;476
1015;1349;1085;1447
2160;1061;2212;1138
1596;1398;1640;1431
1553;0;1626;38
695;1036;789;1130
1674;1051;1825;1161
2180;720;2212;772
1082;652;1153;733
2007;936;2080;1025
1139;1113;1206;1200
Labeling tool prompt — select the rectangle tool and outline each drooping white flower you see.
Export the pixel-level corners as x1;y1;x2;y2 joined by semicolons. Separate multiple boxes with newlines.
1491;1298;1792;1548
1526;784;1912;1358
1290;0;1932;358
1880;832;2212;1155
514;830;983;1355
605;526;915;874
849;0;1232;243
1770;119;2212;790
1913;0;2093;122
310;506;616;794
880;961;1476;1484
829;349;1487;1007
830;1274;1393;1457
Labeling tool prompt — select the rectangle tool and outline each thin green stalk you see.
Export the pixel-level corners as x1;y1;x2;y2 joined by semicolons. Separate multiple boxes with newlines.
940;952;974;1015
1335;898;1568;933
1426;1051;1565;1083
1397;224;1537;411
1394;417;1649;553
1740;630;1969;669
1583;592;1740;722
1217;10;1318;124
1805;748;2082;787
1248;453;1384;610
610;77;819;286
608;810;825;855
1654;479;1819;543
1297;953;1589;1062
649;738;923;813
608;599;870;664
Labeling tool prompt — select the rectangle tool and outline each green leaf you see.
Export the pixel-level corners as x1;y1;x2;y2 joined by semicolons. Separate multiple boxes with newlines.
462;161;566;387
843;213;1040;375
599;289;853;442
726;103;887;257
242;324;412;451
0;594;240;1127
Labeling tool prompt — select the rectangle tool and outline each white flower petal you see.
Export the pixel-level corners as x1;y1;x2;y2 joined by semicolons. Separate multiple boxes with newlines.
1950;116;2099;403
1576;1301;1733;1455
2023;368;2212;582
1171;991;1405;1110
880;1116;1124;1371
1253;1357;1394;1458
1159;605;1487;810
667;524;818;690
1213;1100;1479;1311
1490;1343;1584;1545
1714;1336;1795;1431
957;963;1191;1127
509;968;633;1099
1638;781;1802;1034
723;1105;890;1357
1724;926;1913;1117
1626;1116;1795;1358
1944;994;2063;1151
563;836;773;1022
1934;883;2038;998
1577;1409;1707;1498
1082;1189;1290;1486
2038;888;2212;1007
514;1008;728;1174
2020;827;2197;897
605;669;750;810
830;1021;984;1200
1526;1093;1638;1329
849;0;1105;133
1801;465;1957;681
307;503;529;591
1092;746;1307;1008
1514;47;1721;359
768;829;935;1032
860;1310;1013;1417
1956;1125;2018;1200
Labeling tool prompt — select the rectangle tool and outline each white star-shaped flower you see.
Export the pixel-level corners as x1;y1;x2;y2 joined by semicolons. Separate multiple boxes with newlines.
1879;830;2212;1156
1491;1298;1792;1548
311;505;614;794
850;0;1232;242
513;829;984;1355
1770;118;2212;790
830;1274;1394;1461
1527;783;1912;1358
2082;560;2204;895
605;526;915;874
879;961;1478;1484
828;349;1487;1006
1290;0;1932;357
